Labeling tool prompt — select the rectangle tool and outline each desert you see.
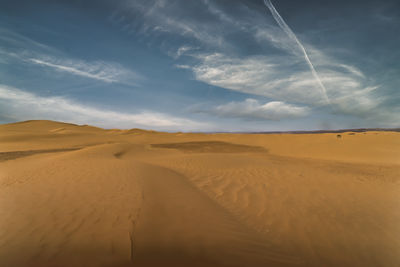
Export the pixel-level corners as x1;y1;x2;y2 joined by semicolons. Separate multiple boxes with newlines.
2;0;400;265
0;120;399;267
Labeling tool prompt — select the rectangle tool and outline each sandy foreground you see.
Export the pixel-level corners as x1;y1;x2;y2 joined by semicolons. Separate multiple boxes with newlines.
0;120;399;267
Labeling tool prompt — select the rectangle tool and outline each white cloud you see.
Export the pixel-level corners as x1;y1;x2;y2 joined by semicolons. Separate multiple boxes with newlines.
185;52;382;117
0;85;210;131
124;0;385;120
27;57;143;85
171;46;197;59
187;53;322;103
0;27;59;54
0;28;143;85
114;0;228;48
213;99;310;120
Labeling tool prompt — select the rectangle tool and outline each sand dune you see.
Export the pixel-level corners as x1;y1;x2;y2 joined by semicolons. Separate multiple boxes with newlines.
0;120;399;266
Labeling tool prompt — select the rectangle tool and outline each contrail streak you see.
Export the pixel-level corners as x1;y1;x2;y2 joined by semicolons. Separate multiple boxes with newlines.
263;0;330;104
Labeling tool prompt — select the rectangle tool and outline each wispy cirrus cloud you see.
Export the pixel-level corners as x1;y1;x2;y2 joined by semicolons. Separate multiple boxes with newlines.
28;57;143;85
1;50;144;85
0;27;58;54
112;0;229;48
212;98;310;120
0;85;210;131
179;52;381;115
118;0;388;121
263;0;329;104
0;28;143;86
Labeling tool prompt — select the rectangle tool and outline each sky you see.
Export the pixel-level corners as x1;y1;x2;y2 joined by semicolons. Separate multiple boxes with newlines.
0;0;399;131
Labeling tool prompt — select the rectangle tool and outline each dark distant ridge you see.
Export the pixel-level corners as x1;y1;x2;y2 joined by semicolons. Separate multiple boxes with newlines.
202;128;400;134
243;128;400;134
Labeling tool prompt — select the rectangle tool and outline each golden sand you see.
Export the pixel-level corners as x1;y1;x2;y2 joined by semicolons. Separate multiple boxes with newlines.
0;120;399;266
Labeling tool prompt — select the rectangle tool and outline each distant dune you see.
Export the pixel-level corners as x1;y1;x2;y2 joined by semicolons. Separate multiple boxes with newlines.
0;120;399;267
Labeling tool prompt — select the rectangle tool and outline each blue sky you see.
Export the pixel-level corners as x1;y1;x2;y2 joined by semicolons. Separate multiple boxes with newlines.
0;0;399;131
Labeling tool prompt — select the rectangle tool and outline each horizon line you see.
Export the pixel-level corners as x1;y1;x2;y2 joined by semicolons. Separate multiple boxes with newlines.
2;120;400;134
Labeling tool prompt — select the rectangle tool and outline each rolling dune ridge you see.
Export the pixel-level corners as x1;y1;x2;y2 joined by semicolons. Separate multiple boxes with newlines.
0;120;399;266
